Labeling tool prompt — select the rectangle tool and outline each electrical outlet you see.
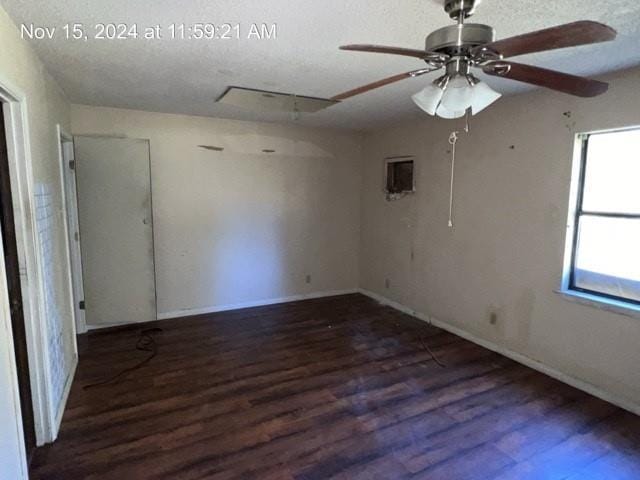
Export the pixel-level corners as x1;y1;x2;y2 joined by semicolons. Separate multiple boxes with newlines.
385;278;390;289
305;274;311;284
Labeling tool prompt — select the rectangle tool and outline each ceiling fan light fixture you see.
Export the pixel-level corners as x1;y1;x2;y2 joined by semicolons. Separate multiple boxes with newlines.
439;75;475;112
335;1;617;116
435;104;467;119
469;80;502;114
422;74;501;119
411;82;445;115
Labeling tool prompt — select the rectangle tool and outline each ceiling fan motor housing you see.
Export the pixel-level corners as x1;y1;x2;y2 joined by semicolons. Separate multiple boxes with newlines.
425;23;495;56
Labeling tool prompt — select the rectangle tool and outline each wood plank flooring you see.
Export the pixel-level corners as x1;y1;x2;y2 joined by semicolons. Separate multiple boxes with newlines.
30;294;640;479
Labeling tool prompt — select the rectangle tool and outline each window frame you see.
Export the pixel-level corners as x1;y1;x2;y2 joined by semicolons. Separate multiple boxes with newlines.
565;127;640;307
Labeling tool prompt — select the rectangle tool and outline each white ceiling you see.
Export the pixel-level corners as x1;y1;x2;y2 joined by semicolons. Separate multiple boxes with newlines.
3;0;640;131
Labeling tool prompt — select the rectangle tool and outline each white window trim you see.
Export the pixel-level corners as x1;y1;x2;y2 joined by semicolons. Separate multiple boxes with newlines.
556;288;640;321
559;127;640;316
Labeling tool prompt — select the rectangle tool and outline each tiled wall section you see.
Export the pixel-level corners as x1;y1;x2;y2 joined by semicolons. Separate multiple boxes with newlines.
34;184;70;414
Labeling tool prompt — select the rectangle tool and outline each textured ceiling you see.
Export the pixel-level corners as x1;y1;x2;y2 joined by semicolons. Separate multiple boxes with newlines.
3;0;640;131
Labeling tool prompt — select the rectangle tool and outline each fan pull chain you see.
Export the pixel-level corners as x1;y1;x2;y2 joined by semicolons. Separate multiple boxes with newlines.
448;131;459;228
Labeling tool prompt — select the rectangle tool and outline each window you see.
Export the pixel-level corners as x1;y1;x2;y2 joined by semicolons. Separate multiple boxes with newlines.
566;128;640;305
385;156;415;196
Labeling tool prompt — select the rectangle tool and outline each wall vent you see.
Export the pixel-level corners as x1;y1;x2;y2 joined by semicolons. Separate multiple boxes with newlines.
384;155;416;200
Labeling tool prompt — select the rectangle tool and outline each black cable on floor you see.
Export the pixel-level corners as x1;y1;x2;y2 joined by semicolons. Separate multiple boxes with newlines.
390;317;446;368
83;327;163;390
350;317;446;368
419;329;446;368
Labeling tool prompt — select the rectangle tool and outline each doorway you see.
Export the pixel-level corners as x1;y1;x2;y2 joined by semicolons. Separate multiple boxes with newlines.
0;104;35;460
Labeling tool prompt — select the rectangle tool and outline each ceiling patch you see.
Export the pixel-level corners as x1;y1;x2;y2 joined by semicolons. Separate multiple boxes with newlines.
217;87;338;113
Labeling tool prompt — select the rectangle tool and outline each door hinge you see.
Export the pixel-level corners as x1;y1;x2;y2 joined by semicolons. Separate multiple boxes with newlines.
69;160;76;170
79;300;85;310
74;231;79;242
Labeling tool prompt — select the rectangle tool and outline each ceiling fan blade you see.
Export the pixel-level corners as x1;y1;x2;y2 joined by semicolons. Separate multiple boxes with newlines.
478;21;617;59
483;61;609;97
331;68;436;101
340;44;430;59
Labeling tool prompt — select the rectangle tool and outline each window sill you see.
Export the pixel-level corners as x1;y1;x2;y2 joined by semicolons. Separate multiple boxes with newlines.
556;289;640;320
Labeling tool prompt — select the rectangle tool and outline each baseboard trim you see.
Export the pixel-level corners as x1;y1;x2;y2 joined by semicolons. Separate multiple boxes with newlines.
156;289;359;321
358;288;640;417
51;353;77;442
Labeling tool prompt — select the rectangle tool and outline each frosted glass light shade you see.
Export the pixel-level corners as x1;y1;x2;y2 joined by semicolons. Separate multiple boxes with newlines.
411;83;444;115
412;77;502;119
440;76;474;112
436;104;466;119
469;81;502;114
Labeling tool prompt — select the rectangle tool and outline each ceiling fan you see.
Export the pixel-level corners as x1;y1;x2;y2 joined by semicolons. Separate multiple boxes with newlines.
332;0;617;119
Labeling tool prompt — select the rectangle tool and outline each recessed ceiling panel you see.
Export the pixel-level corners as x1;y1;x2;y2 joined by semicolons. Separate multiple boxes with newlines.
217;87;338;113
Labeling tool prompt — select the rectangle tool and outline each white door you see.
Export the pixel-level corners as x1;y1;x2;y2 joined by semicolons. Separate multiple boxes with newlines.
73;136;156;327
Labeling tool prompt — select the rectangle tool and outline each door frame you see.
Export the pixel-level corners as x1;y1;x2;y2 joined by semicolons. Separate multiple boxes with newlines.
57;126;86;334
0;102;28;480
0;77;59;448
0;226;28;479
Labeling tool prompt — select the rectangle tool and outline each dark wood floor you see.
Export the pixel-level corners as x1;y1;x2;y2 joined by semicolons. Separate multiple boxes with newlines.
31;294;640;479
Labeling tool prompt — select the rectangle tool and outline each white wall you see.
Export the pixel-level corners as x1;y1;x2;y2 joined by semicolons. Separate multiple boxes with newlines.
0;3;74;475
71;105;362;321
359;66;640;410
